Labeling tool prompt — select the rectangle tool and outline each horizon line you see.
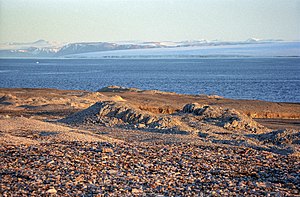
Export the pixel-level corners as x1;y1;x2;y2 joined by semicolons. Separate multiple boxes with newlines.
2;38;300;45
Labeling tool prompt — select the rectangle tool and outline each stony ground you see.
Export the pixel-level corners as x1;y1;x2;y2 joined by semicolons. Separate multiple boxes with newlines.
1;87;300;196
1;141;299;196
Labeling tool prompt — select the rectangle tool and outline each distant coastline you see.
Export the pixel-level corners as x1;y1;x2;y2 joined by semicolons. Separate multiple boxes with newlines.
1;40;299;59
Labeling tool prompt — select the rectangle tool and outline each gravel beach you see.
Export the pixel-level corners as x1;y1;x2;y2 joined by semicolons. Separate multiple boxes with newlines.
1;141;299;196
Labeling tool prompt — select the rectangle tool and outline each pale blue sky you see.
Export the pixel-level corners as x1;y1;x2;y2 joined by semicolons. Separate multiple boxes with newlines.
0;0;299;43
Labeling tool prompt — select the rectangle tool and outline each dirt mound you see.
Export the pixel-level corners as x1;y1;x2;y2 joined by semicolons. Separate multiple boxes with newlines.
182;103;265;132
60;101;153;125
110;95;126;102
60;101;190;133
97;86;142;93
254;129;300;146
0;94;17;102
0;94;17;104
61;101;266;134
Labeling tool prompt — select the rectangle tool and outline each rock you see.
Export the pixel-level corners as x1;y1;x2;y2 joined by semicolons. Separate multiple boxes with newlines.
182;103;266;132
231;120;239;128
108;170;118;175
182;103;203;113
4;115;10;119
137;123;146;129
47;160;55;165
132;188;143;194
102;147;114;153
0;94;17;102
46;188;57;194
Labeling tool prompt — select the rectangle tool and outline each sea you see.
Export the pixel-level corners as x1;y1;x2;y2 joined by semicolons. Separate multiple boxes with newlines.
0;58;299;103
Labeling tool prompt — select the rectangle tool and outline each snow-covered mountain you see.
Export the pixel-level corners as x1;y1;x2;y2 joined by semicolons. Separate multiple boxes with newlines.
0;39;63;57
64;42;300;59
0;39;298;58
55;42;160;56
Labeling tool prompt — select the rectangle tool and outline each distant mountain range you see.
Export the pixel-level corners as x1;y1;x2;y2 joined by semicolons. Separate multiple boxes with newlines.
0;39;299;58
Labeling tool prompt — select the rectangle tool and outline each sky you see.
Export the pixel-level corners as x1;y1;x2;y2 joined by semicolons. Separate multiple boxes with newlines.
0;0;299;43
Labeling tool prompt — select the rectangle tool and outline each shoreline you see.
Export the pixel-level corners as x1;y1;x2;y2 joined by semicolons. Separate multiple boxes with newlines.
0;87;299;104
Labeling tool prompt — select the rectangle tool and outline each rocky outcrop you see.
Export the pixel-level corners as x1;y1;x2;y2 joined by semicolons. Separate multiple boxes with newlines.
253;129;300;146
0;94;17;103
94;101;158;126
60;101;186;133
182;103;265;132
61;101;266;134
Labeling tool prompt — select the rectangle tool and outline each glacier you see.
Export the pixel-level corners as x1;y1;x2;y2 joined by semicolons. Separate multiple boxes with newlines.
64;42;300;59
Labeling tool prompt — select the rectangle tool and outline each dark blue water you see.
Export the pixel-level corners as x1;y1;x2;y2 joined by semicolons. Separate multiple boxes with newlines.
0;58;299;102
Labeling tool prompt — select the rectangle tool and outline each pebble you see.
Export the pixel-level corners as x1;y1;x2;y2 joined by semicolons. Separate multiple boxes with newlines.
132;188;143;193
46;188;57;194
101;147;114;153
0;141;299;196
